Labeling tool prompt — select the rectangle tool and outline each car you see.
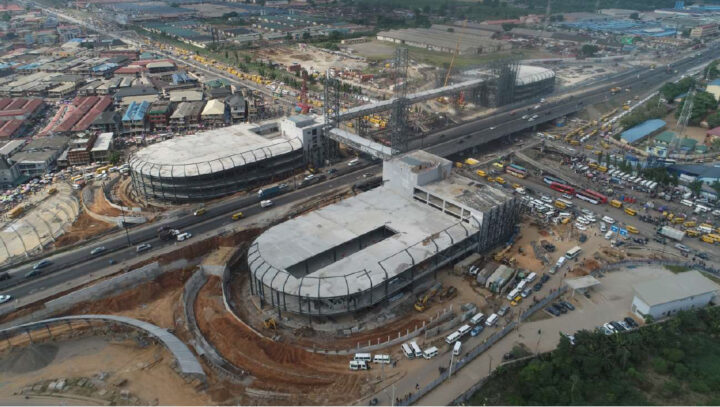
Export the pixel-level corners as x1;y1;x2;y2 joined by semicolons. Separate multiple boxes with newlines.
470;325;484;337
489;126;496;130
552;303;567;314
108;259;116;265
540;274;550;284
624;317;638;328
25;269;42;279
32;259;52;270
617;320;630;331
611;321;626;332
0;272;10;281
0;293;11;304
600;222;607;232
497;305;510;316
574;223;587;231
602;216;615;224
136;243;152;253
581;208;593;216
521;115;529;119
559;300;575;311
698;252;710;260
90;246;106;256
562;193;573;200
304;174;315;181
521;288;532;298
546;306;561;316
540;195;552;203
603;322;617;334
533;282;543;292
675;243;690;252
327;168;337;174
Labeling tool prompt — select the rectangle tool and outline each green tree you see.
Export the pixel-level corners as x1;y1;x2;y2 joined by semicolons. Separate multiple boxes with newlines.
243;55;251;64
675;91;717;125
689;179;703;197
0;12;10;22
711;180;720;195
502;22;517;31
580;44;599;57
108;151;121;165
302;31;311;40
707;111;720;129
630;12;639;20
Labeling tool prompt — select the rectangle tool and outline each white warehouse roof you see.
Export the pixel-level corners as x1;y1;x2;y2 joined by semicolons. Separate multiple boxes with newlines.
633;270;720;307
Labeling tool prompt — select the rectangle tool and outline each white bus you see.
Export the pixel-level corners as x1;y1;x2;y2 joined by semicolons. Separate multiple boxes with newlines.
446;331;461;344
373;354;391;364
353;353;372;362
410;341;422;358
485;313;499;327
565;246;582;260
506;287;521;301
349;360;369;370
457;324;472;337
423;346;439;359
453;341;462;356
470;312;485;325
402;343;414;359
525;272;537;282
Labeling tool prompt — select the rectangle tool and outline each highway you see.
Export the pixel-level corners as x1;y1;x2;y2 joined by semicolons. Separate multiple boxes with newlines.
2;3;719;307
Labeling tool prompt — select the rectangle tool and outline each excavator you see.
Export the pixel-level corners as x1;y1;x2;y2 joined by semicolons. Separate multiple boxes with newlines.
414;282;442;312
493;245;512;262
263;318;277;330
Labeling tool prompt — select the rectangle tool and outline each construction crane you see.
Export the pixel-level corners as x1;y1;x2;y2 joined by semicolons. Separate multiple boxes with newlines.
297;70;311;114
438;20;467;105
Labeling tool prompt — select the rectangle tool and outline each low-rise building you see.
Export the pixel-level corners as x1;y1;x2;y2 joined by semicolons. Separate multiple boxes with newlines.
147;100;172;129
66;134;97;166
90;111;122;134
169;101;204;130
91;132;114;162
122;100;150;134
225;93;247;123
632;270;719;320
690;23;718;39
10;136;69;176
200;98;227;127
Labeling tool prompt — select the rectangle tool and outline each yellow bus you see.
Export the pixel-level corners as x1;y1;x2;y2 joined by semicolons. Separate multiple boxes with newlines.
626;225;639;234
707;234;720;243
554;200;567;210
686;230;700;237
495;177;506;185
610;199;623;208
476;169;486;177
624;207;637;216
702;234;715;244
684;221;697;228
598;165;608;172
231;212;244;220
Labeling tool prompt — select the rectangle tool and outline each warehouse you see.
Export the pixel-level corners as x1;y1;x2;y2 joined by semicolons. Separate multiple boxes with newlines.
248;150;519;317
129;115;324;203
620;119;667;144
632;270;719;320
376;25;510;55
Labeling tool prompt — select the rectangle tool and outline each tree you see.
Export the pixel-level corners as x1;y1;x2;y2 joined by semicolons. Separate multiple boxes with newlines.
710;180;720;195
580;44;599;57
108;151;121;165
707;112;720;129
243;55;251;64
302;31;311;40
689;180;703;197
675;91;717;125
0;12;10;22
629;12;639;20
502;23;517;32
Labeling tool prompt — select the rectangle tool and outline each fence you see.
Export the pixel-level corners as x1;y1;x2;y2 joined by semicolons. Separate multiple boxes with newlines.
183;268;248;382
397;287;567;406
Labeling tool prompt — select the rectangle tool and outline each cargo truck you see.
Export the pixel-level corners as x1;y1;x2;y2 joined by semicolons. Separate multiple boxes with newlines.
257;184;288;199
658;226;684;242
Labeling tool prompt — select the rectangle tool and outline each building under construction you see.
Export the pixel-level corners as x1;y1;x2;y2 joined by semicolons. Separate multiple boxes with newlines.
129;115;324;203
248;150;519;317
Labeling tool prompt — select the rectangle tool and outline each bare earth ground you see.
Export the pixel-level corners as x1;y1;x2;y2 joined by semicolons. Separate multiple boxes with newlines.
53;211;115;248
0;336;209;405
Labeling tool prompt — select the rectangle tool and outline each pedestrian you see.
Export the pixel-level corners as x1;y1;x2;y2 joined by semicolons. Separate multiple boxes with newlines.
416;383;420;390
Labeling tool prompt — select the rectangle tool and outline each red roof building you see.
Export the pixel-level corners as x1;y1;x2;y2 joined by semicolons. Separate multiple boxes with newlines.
0;120;24;139
0;98;45;122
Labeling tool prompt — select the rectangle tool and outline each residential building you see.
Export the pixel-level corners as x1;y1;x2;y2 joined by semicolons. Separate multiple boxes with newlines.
91;132;114;162
147;100;172;129
169;101;204;130
690;23;718;39
90;111;122;134
66;134;97;166
225;93;247;123
200;99;227;127
10;136;69;176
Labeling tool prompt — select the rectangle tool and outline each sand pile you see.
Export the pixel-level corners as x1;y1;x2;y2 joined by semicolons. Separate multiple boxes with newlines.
0;343;58;373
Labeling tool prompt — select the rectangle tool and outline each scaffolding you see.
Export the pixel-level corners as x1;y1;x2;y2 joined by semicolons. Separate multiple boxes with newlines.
390;47;409;154
489;58;520;107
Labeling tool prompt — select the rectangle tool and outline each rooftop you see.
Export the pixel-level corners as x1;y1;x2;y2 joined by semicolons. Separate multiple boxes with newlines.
130;119;303;178
634;270;720;307
92;132;113;152
621;119;666;144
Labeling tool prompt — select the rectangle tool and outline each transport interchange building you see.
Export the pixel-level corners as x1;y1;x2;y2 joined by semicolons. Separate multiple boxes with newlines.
248;150;520;317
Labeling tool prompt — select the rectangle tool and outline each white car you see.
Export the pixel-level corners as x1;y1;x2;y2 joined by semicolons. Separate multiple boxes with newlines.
574;223;587;231
0;294;12;304
562;193;573;200
602;216;615;224
600;222;607;232
540;196;552;203
581;208;593;216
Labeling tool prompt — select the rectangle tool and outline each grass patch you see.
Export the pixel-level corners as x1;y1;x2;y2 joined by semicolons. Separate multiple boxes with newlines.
665;265;692;273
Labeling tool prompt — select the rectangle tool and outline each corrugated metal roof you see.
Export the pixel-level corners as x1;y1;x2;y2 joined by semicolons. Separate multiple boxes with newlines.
621;119;666;144
201;99;225;116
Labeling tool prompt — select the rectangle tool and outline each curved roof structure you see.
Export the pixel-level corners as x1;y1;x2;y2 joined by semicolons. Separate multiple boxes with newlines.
129;123;302;178
0;314;205;379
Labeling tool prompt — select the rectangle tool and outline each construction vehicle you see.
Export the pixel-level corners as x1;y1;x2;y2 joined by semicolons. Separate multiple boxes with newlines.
437;20;467;106
263;318;277;330
493;245;512;262
8;205;24;219
414;282;442;312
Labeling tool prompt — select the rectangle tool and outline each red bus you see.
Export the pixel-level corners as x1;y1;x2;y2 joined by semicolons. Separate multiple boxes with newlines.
550;182;575;195
576;189;608;205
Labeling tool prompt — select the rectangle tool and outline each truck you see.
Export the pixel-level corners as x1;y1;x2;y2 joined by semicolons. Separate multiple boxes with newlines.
7;205;23;219
157;226;180;240
658;226;685;242
258;184;288;199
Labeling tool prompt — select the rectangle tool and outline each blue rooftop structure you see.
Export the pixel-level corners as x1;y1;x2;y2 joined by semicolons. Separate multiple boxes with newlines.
123;101;151;122
621;119;666;144
91;63;118;73
709;79;720;87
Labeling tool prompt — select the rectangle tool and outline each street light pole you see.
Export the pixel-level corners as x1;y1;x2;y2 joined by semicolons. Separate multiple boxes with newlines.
448;349;455;378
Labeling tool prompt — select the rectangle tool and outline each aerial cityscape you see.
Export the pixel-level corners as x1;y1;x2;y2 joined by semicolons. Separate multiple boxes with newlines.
3;0;720;405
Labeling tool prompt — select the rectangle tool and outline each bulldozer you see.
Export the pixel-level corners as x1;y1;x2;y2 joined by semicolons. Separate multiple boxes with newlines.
263;318;277;330
414;282;442;312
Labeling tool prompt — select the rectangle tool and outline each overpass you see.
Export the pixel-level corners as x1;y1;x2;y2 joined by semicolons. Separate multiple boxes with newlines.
338;78;485;121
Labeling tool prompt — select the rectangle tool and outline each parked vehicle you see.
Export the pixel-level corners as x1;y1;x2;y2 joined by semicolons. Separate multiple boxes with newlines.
90;246;106;256
136;243;152;253
32;259;52;270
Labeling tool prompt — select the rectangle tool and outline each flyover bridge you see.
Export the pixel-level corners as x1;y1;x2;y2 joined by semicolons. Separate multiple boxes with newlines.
338;78;485;121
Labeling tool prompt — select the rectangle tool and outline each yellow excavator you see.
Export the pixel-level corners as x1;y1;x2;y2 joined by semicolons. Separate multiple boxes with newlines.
414;282;442;312
493;245;512;262
263;318;277;330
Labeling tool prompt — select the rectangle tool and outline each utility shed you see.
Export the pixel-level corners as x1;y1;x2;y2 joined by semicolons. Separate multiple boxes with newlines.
632;270;719;320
